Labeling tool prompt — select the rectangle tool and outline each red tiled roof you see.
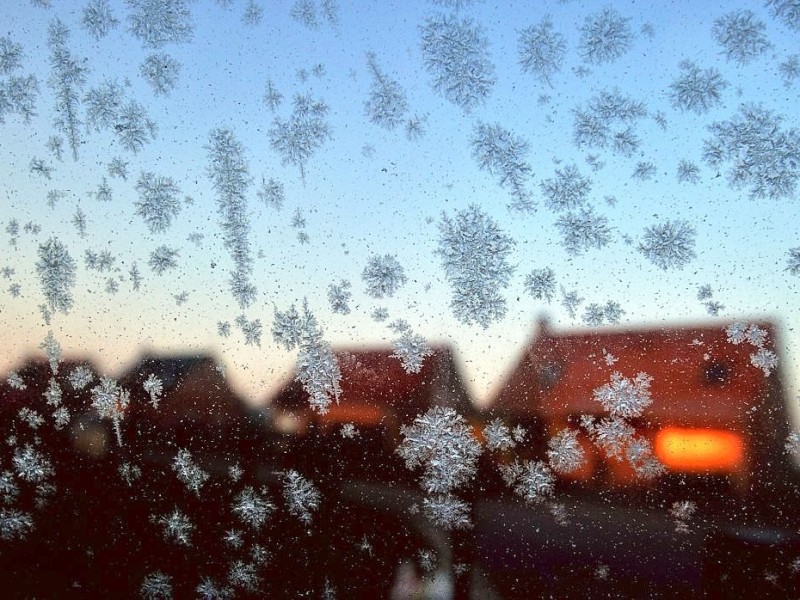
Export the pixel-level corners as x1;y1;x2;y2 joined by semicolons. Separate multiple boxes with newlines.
491;320;777;427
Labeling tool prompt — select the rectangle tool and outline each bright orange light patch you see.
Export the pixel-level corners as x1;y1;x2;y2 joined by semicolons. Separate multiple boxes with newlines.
655;427;744;473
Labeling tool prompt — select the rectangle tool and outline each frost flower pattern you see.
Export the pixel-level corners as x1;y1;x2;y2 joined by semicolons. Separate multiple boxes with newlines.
436;205;515;328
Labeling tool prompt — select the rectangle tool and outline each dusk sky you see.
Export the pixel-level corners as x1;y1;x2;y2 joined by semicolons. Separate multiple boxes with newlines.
1;0;798;419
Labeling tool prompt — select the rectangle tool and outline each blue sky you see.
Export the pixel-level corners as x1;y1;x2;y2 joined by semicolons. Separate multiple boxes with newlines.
1;0;798;417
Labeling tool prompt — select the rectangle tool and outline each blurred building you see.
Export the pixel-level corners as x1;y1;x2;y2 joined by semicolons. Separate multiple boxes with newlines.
489;318;792;496
266;345;478;481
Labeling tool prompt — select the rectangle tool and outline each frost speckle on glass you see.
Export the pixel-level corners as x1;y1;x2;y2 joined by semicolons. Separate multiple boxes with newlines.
436;205;515;328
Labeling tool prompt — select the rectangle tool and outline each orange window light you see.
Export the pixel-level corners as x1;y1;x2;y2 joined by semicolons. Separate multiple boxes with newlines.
654;427;745;473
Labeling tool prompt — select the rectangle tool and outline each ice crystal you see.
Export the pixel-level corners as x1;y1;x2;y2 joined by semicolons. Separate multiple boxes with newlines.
766;1;800;31
471;122;533;211
593;371;653;418
517;16;566;86
422;494;472;530
256;176;284;210
36;237;77;314
207;128;257;308
524;267;556;303
232;486;275;530
712;10;771;65
6;372;26;390
283;470;320;524
362;254;407;299
0;508;33;541
579;6;634;65
68;365;94;390
637;219;696;270
82;0;119;40
364;51;408;130
0;36;22;75
47;19;87;160
391;331;433;374
436;205;515;328
327;279;352;315
540;164;591;212
269;93;331;182
140;572;172;600
555;207;612;256
397;406;482;496
419;14;495;112
483;418;516;452
13;444;53;484
500;459;555;505
234;314;262;347
143;373;163;408
172;449;209;496
90;376;129;446
677;159;701;184
140;52;181;96
148;245;179;274
127;0;194;48
669;60;728;114
703;104;800;201
157;508;193;546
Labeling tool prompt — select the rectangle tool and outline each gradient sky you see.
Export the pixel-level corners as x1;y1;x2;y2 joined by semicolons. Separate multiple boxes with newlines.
1;0;798;423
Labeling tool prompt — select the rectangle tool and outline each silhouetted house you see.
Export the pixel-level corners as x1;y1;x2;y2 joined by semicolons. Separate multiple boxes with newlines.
120;352;265;466
267;345;477;481
489;318;792;496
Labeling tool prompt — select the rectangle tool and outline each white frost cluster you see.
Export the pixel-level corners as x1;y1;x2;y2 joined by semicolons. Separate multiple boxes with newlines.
172;449;209;496
283;470;320;524
592;371;653;418
272;300;341;414
500;459;555;505
397;407;482;529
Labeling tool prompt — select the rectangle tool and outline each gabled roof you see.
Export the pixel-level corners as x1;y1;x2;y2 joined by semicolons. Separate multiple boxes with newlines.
120;352;250;426
490;319;778;426
268;344;475;424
